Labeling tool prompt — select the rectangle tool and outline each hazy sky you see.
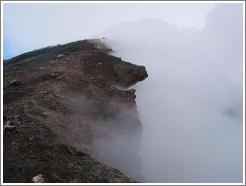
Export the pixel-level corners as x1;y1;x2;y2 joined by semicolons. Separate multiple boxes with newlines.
3;2;215;59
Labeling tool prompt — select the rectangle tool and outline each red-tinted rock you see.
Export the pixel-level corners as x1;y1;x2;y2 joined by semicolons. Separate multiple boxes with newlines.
3;39;148;183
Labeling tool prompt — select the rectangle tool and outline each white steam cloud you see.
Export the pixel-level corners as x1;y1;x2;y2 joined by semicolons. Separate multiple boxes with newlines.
97;4;243;182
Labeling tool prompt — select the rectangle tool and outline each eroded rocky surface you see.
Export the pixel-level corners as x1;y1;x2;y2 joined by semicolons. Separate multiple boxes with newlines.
3;39;148;183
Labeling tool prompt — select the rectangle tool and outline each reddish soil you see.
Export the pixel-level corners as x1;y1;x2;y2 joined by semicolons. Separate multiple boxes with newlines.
3;39;148;183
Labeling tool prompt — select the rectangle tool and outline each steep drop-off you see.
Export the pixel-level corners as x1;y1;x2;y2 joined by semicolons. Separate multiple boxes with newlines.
3;39;148;183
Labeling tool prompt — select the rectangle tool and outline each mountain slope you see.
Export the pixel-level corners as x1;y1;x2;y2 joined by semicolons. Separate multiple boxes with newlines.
3;39;148;183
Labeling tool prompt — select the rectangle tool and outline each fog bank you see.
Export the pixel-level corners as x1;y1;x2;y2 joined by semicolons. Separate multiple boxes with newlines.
98;4;243;182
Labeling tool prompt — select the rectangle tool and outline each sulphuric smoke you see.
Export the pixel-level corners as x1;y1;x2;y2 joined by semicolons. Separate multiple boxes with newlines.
98;4;243;182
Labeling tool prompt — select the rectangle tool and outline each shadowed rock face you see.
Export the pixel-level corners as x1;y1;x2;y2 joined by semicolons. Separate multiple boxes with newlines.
114;64;148;87
3;39;148;183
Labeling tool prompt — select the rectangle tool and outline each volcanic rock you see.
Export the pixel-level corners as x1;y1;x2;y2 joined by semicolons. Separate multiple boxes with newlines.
3;39;148;183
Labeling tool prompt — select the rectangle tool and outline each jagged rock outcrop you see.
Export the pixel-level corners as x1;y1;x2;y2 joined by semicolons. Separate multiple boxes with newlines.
3;39;148;183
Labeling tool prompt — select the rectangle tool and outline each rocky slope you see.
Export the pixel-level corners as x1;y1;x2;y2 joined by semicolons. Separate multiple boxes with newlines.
3;39;148;183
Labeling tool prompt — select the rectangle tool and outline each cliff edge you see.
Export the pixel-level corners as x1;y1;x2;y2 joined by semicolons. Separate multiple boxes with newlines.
3;39;148;183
